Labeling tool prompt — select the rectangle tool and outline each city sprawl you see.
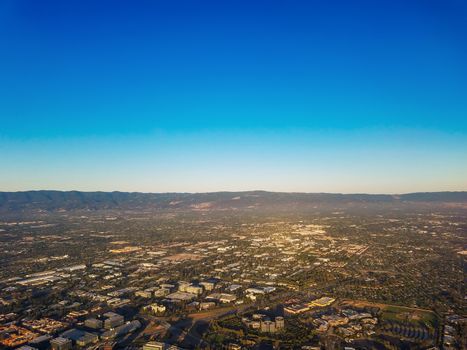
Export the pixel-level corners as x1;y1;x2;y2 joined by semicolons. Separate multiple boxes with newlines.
0;192;465;350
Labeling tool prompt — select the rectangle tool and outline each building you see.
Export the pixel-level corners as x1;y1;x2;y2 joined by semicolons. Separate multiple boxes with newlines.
60;329;98;347
245;287;265;295
308;296;335;308
206;293;237;303
185;285;203;295
101;320;141;340
143;342;165;350
75;332;99;347
284;303;310;315
177;281;190;292
84;318;103;329
227;344;242;350
258;317;285;333
104;314;124;329
154;288;171;297
199;281;215;291
102;342;116;350
143;341;185;350
226;284;242;292
146;303;166;314
166;291;197;302
246;294;257;301
29;335;52;350
199;278;219;291
260;320;276;333
199;301;216;310
63;265;86;272
135;290;152;298
243;314;284;333
160;283;176;290
50;337;72;350
275;316;285;330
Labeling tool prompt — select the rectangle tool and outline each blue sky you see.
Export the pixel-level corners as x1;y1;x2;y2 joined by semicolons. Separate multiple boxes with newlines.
1;0;466;193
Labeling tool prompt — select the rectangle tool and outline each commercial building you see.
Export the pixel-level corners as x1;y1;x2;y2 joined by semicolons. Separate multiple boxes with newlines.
143;342;166;350
185;285;203;295
206;293;237;303
259;317;284;333
135;290;152;298
260;320;276;333
29;335;52;350
143;341;184;350
104;313;124;329
101;320;141;340
284;303;310;315
84;318;103;329
308;297;335;308
166;291;197;302
50;337;72;350
177;281;190;292
75;332;99;347
145;303;166;313
275;316;285;329
199;278;219;291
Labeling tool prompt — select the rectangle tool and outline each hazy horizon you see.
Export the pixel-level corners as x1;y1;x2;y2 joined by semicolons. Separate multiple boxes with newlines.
1;188;467;196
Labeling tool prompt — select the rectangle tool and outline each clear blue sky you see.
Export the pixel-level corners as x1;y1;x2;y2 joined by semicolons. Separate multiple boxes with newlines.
1;0;466;193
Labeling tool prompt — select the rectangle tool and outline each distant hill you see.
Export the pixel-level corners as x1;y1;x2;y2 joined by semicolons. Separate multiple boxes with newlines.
0;190;466;213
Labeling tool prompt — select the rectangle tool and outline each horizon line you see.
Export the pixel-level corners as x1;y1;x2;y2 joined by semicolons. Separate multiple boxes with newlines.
1;189;467;196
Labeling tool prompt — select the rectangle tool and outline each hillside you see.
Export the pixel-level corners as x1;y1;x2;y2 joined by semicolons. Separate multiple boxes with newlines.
0;190;466;213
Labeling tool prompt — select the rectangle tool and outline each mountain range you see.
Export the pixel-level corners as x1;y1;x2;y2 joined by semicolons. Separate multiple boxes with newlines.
0;190;466;213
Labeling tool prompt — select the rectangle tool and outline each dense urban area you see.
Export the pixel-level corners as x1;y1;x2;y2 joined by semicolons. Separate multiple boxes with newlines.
0;191;465;350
